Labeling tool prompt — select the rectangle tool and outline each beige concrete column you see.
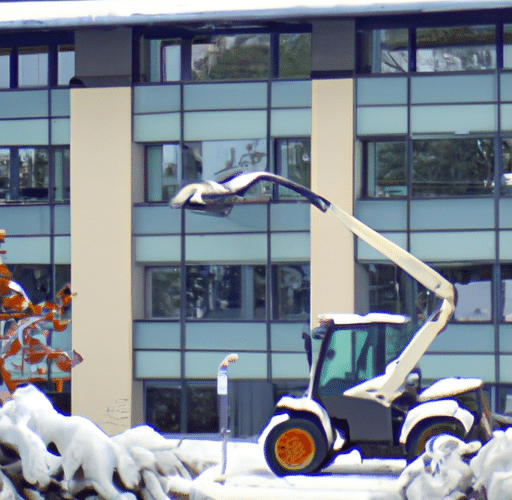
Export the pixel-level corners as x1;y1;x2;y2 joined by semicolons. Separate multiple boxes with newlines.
70;87;133;434
310;79;355;327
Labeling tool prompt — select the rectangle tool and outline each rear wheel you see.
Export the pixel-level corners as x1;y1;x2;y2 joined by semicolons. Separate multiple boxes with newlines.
405;418;465;462
264;417;328;476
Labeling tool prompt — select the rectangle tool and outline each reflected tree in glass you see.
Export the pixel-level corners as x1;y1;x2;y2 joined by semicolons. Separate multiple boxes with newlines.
366;141;406;197
150;268;180;319
146;385;181;433
412;138;494;196
279;33;311;79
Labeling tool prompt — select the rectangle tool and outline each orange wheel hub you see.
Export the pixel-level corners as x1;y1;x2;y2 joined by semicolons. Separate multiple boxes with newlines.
275;427;316;470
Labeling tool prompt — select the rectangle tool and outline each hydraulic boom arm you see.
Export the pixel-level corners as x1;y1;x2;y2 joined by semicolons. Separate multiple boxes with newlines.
171;171;456;404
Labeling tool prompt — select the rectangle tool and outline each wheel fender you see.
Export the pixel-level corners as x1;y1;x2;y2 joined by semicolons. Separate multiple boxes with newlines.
399;399;474;445
260;396;336;448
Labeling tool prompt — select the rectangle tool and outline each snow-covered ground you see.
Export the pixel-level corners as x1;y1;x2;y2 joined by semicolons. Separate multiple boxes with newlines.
1;384;512;500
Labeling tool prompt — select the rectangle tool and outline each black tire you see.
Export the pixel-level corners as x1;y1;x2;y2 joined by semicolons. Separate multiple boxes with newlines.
405;418;465;462
264;417;328;476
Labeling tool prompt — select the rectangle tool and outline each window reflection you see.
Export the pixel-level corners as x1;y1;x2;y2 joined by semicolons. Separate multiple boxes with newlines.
501;265;512;322
192;34;270;81
359;29;408;73
279;33;311;79
412;138;494;197
145;383;181;433
54;147;70;202
146;144;181;202
365;264;492;323
273;264;310;320
502;139;512;195
276;138;311;198
19;148;49;201
365;140;406;197
416;25;496;72
18;46;48;87
147;265;266;320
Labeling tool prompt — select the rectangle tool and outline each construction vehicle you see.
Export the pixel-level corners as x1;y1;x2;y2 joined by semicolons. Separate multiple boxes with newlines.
170;171;494;476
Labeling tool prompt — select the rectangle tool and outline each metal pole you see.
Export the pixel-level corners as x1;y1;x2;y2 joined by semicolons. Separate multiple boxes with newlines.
217;353;238;478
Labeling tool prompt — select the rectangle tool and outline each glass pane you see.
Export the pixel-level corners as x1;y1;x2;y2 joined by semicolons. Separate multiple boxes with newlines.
439;265;492;322
186;265;241;320
146;144;180;202
19;148;49;201
18;46;48;87
412;138;494;196
162;41;181;82
58;45;75;86
366;141;406;197
0;148;9;201
501;264;512;322
416;25;496;72
149;267;181;319
273;264;310;320
192;34;270;81
504;24;512;69
279;33;311;79
54;148;70;202
0;48;10;88
183;138;268;189
358;29;408;74
146;384;181;433
10;263;52;304
187;385;218;433
184;82;267;110
502;139;512;195
276;138;310;199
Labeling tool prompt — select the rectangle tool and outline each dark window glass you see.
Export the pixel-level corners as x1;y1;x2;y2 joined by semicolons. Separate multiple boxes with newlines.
19;148;49;202
412;138;494;197
273;264;310;320
416;25;496;72
365;141;406;197
54;147;70;202
192;34;270;81
145;383;181;433
187;384;218;433
149;267;181;319
502;139;512;196
504;25;512;69
276;138;311;199
0;148;9;201
359;29;408;74
279;33;311;79
187;265;242;320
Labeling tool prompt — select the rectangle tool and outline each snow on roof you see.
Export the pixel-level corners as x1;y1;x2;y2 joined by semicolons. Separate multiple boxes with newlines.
319;312;410;325
0;0;511;30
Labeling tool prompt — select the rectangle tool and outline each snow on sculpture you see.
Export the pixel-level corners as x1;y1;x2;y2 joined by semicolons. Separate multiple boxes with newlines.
0;230;80;395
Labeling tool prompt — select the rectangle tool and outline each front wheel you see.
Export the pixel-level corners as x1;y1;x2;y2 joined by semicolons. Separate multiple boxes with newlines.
405;418;465;462
264;417;328;476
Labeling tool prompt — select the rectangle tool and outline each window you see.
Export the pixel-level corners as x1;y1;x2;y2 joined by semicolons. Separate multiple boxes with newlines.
416;25;496;72
412;138;494;197
501;265;512;322
358;29;409;73
0;147;69;203
358;24;497;74
186;384;218;433
18;46;48;87
279;33;311;79
192;34;270;81
273;264;310;320
146;144;181;202
366;263;492;323
145;382;181;433
275;138;311;199
365;140;406;197
0;40;74;88
147;264;266;320
146;139;268;203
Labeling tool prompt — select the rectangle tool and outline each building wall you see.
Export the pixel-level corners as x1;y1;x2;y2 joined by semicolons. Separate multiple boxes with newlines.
70;86;134;434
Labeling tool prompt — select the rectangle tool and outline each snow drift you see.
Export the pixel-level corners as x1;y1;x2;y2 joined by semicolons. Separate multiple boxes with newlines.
0;384;511;500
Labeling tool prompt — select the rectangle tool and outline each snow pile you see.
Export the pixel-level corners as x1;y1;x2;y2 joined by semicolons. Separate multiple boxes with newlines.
0;384;217;500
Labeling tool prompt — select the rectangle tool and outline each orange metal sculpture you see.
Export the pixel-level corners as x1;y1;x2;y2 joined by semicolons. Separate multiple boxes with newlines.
0;230;80;395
